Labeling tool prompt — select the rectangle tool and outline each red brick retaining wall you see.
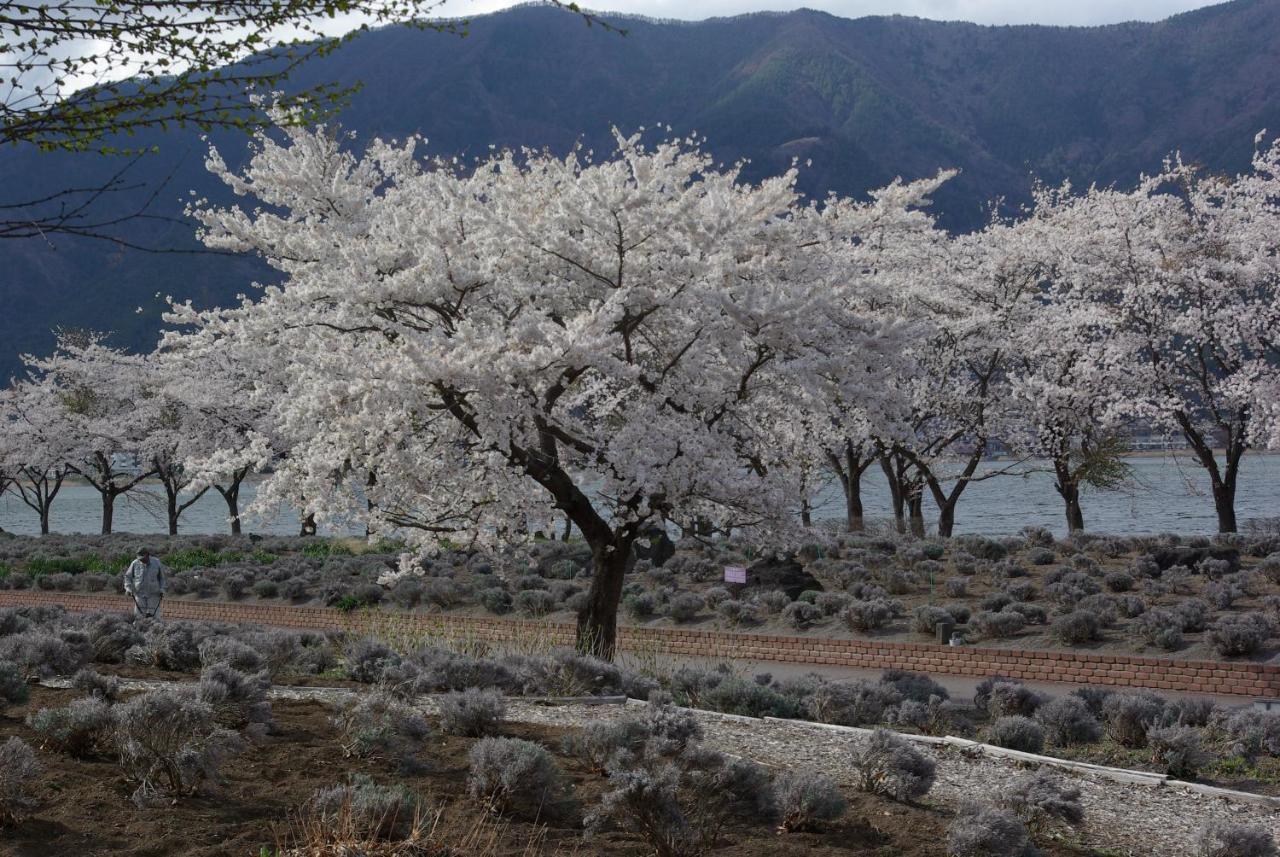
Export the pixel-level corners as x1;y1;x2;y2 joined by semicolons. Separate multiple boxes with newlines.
4;590;1278;699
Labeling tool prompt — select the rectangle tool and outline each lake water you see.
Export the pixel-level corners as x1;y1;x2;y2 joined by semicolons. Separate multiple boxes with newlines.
1;453;1276;538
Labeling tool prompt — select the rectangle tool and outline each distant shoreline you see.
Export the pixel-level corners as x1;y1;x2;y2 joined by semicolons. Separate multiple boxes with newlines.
32;447;1280;488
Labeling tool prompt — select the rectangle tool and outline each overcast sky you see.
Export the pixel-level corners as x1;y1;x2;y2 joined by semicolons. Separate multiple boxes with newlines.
428;0;1225;26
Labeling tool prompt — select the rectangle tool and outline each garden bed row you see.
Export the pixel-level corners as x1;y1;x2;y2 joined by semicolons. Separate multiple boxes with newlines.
4;589;1278;699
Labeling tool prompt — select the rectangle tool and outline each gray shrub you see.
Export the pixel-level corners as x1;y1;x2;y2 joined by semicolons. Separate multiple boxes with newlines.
1134;609;1185;651
986;716;1045;753
1034;695;1101;746
984;681;1044;718
971;610;1025;639
1208;613;1273;658
0;659;28;710
562;718;651;772
1162;697;1217;728
849;729;935;801
513;588;557;617
998;769;1083;832
715;599;758;626
0;737;41;826
1052;610;1103;645
198;663;274;736
27;696;113;758
888;696;970;737
774;769;847;832
344;638;400;683
1104;571;1135;592
112;689;244;805
198;635;266;673
781;601;822;630
0;630;86;679
840;598;894;632
1148;725;1207;778
438;687;507;737
881;669;949;703
586;743;774;857
333;691;429;771
466;736;566;818
912;605;954;636
309;774;420;841
1216;708;1280;760
624;592;658;620
946;803;1032;857
666;593;705;623
1197;821;1277;857
814;592;850;616
479;587;513;615
1102;691;1167;748
1174;598;1212;632
71;667;120;702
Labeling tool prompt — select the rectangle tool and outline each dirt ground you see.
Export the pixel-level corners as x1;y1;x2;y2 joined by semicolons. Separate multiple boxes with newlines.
0;685;1102;857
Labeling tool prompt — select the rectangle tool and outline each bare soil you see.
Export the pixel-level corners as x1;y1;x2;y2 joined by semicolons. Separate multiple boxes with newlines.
0;685;1101;857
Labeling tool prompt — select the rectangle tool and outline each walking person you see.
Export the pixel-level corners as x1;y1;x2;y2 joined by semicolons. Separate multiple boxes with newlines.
123;547;167;619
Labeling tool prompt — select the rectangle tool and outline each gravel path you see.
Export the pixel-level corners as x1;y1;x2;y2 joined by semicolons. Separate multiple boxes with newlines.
47;676;1279;856
504;699;1280;857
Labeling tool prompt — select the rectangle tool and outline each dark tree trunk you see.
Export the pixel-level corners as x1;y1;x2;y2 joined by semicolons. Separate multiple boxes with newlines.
1179;417;1246;534
845;467;864;533
1212;479;1237;534
561;517;573;541
1207;446;1242;534
1052;455;1085;532
101;492;114;535
365;470;378;538
167;491;179;536
800;497;812;528
907;492;926;538
217;486;242;535
576;539;636;659
828;442;871;533
937;502;957;539
15;470;63;535
879;454;906;534
300;512;317;537
215;468;249;535
919;442;987;540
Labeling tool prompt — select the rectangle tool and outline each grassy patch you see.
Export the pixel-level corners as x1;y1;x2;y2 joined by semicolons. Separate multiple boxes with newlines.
302;541;355;559
84;554;131;575
25;555;94;576
162;547;244;571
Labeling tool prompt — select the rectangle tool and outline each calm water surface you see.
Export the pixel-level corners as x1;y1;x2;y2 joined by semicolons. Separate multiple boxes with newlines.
1;454;1276;537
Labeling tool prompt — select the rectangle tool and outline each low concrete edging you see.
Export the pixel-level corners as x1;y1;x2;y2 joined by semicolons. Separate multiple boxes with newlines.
4;590;1279;699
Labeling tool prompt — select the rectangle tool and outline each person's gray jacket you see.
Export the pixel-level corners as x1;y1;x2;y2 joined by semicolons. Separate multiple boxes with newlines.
123;557;166;600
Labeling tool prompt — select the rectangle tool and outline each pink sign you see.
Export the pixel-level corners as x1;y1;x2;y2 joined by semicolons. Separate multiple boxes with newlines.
724;565;747;584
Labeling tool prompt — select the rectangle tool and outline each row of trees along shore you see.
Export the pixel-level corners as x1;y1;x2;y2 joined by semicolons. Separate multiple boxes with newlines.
3;120;1279;656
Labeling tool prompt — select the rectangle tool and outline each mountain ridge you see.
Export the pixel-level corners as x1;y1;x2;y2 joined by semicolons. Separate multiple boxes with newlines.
2;0;1278;379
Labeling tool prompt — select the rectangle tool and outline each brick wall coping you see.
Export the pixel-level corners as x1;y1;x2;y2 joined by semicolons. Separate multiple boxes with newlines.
3;590;1277;699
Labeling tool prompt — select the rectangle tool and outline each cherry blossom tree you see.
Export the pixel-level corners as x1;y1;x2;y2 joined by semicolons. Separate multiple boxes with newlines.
165;121;913;657
991;197;1135;532
800;174;953;533
876;221;1041;538
151;345;278;534
0;378;77;534
23;332;156;534
1041;138;1280;533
